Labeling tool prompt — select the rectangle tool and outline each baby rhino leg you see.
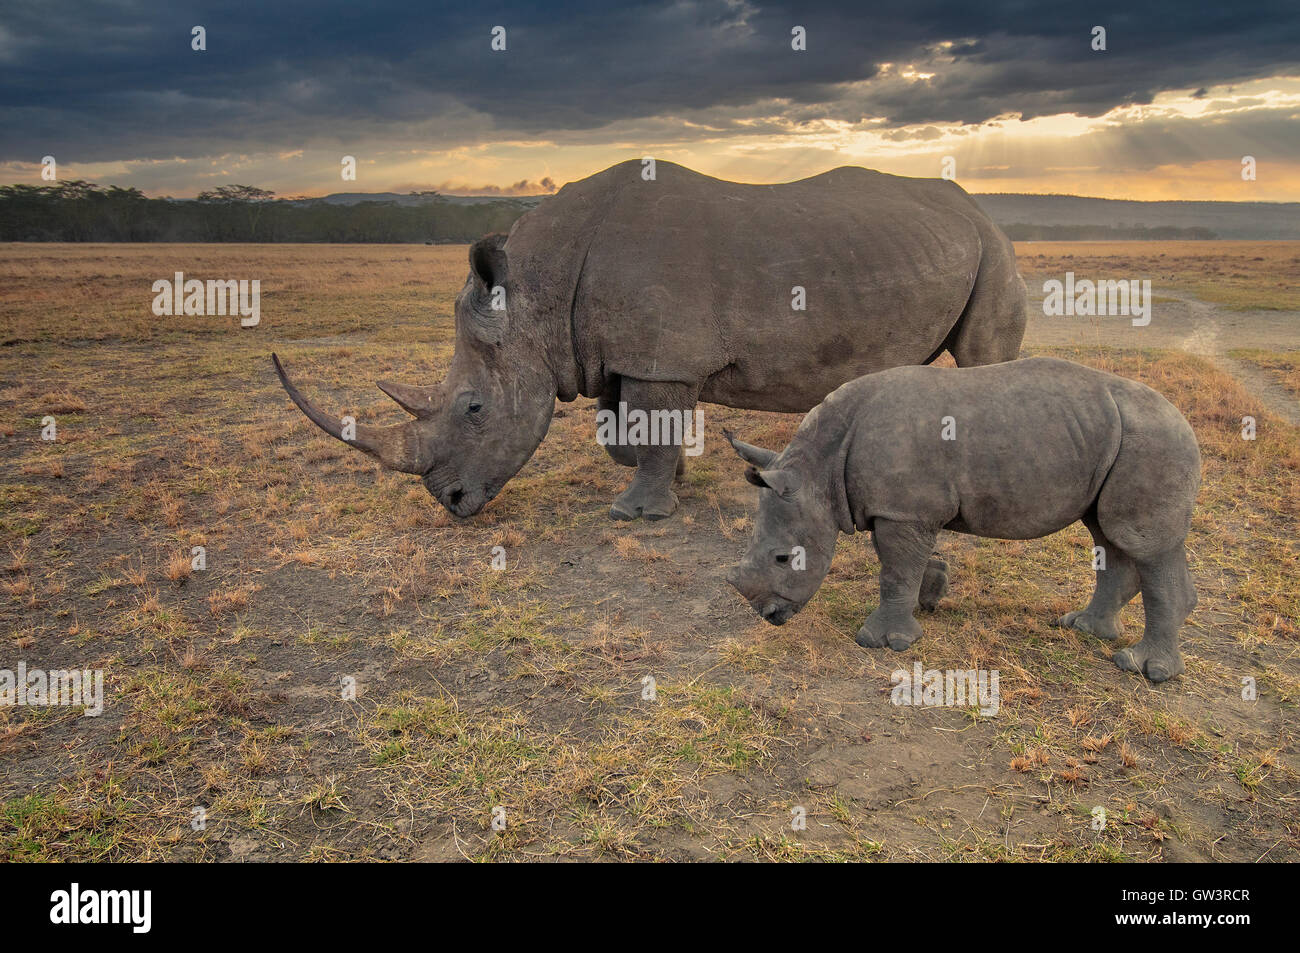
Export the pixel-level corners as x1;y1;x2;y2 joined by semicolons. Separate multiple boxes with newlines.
857;520;936;651
1058;513;1140;640
1113;545;1196;683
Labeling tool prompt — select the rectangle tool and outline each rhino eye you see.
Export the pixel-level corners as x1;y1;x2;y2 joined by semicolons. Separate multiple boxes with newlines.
775;553;790;564
466;400;483;415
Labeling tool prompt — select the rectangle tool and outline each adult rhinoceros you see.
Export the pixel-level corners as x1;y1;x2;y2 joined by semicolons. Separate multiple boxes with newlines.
273;159;1026;520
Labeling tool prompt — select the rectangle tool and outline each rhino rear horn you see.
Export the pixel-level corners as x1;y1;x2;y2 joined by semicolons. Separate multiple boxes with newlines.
376;379;440;419
272;353;427;474
722;428;778;469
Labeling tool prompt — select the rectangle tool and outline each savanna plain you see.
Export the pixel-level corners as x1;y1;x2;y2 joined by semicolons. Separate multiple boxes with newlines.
1;240;1297;861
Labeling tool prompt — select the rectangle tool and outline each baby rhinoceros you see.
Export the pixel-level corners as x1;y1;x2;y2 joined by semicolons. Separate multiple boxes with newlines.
724;357;1202;683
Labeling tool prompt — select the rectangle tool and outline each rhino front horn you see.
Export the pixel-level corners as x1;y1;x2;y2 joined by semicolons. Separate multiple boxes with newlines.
272;353;427;474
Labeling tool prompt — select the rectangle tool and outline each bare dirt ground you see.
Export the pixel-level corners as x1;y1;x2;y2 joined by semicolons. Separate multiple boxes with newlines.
1;242;1297;862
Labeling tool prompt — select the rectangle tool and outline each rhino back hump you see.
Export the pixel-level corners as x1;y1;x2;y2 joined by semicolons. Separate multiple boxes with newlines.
560;162;985;408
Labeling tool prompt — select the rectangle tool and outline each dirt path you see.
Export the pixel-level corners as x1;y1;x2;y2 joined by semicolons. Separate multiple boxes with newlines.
1022;287;1300;422
1212;354;1300;425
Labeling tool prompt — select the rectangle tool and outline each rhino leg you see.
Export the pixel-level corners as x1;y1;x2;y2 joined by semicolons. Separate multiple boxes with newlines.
946;229;1027;367
597;387;638;468
1113;545;1195;683
601;382;687;481
918;556;949;612
1057;511;1140;640
857;520;936;651
608;378;696;521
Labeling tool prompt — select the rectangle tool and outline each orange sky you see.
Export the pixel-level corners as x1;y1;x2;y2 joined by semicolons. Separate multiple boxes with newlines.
6;75;1299;202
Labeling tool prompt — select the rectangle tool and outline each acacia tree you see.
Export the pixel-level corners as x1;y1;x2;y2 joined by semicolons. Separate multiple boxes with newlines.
54;180;103;240
196;184;275;240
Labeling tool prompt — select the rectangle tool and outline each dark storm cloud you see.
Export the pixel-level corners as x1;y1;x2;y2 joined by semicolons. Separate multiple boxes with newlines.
1;0;1298;162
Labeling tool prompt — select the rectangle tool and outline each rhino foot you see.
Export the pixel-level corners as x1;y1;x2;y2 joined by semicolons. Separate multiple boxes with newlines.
610;485;678;521
1113;641;1184;683
1057;608;1123;641
918;559;949;612
855;608;924;651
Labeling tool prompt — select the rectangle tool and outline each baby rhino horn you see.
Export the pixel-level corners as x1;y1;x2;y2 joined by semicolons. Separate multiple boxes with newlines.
722;428;778;469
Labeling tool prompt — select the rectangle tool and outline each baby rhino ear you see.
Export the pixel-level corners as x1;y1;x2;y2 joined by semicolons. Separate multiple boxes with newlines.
745;466;801;499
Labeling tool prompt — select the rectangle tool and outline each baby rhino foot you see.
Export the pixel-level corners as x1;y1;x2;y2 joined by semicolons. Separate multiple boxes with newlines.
918;560;949;613
1113;641;1185;683
610;484;679;521
855;608;924;652
1057;608;1124;641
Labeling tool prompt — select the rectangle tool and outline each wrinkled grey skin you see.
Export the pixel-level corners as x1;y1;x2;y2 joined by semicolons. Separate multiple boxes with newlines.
274;159;1026;521
726;357;1201;683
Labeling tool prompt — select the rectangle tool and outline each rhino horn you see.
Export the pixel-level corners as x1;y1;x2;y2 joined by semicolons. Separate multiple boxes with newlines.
272;353;427;474
376;379;441;419
722;428;778;469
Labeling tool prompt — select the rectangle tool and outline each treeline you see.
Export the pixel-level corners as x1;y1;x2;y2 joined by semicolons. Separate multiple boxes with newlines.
1;182;1227;243
0;181;532;243
1002;222;1217;241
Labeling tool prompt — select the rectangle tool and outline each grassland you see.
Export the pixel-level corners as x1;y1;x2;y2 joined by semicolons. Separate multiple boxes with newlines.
1;242;1297;861
1016;240;1300;312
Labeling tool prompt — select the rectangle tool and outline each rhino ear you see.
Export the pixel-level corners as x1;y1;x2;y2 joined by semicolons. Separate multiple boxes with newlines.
465;234;510;345
470;233;508;291
723;428;778;469
745;466;801;499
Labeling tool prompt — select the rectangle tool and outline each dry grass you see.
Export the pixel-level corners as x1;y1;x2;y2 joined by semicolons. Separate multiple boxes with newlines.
0;242;1297;862
1014;240;1300;311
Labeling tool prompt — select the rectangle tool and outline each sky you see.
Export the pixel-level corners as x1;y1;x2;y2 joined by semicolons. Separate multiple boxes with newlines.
2;1;1299;201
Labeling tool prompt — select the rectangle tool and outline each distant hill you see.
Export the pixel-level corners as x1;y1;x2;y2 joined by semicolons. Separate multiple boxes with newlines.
308;190;1297;240
301;192;546;209
972;193;1300;240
